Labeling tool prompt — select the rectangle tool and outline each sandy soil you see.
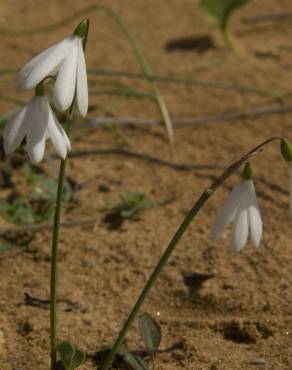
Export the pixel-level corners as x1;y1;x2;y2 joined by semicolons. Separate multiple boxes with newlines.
1;0;292;369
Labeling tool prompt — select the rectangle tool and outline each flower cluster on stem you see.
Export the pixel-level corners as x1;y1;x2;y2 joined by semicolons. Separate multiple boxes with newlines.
3;20;89;164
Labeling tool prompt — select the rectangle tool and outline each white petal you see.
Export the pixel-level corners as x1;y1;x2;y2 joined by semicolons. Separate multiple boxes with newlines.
64;131;71;151
211;182;243;240
288;165;292;219
76;38;88;116
2;103;30;154
26;97;48;163
245;180;262;248
46;103;70;159
16;36;76;91
248;206;262;248
231;185;249;251
53;42;78;111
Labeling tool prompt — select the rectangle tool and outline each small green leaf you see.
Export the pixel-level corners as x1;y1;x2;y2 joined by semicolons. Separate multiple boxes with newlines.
106;191;156;220
57;341;85;370
139;313;161;355
0;165;73;226
199;0;251;49
120;208;136;218
70;349;85;369
120;351;150;370
57;341;75;368
199;0;251;29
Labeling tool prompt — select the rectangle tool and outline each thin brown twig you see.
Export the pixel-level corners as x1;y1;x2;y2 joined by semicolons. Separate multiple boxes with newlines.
84;104;292;128
68;147;288;201
1;139;287;237
0;218;97;237
65;148;225;171
241;12;292;24
0;193;176;236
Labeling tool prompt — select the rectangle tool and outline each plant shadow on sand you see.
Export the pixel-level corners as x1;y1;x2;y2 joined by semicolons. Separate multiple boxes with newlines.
165;34;215;53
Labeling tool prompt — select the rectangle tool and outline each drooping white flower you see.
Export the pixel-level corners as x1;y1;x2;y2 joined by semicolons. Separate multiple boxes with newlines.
3;95;71;163
211;171;262;251
15;33;88;116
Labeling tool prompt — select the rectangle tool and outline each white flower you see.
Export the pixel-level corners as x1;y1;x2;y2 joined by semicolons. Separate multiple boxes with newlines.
15;35;88;116
211;180;262;251
3;96;71;163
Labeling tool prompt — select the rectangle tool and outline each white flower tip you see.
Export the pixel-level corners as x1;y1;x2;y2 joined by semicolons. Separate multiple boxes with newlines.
66;138;71;151
253;240;261;249
231;239;245;252
53;98;71;112
79;105;88;117
28;143;46;163
14;75;25;91
29;151;44;164
30;157;42;164
3;142;13;155
58;152;66;160
14;68;35;91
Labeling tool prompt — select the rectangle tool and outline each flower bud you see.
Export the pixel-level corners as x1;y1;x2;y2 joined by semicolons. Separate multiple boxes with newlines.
35;83;45;97
74;19;89;39
242;162;253;181
281;138;292;162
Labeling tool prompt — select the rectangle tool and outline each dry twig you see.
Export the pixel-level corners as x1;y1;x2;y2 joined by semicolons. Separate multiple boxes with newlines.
84;103;292;128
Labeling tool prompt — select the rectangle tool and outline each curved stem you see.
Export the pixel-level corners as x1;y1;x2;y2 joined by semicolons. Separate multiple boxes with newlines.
96;4;174;142
100;137;280;370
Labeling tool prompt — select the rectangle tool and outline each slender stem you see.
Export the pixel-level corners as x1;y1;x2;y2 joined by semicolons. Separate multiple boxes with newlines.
50;115;73;370
50;20;89;370
100;137;280;370
50;157;67;369
222;26;235;51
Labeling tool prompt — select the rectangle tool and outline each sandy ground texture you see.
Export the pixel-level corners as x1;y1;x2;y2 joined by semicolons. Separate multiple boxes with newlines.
1;0;292;369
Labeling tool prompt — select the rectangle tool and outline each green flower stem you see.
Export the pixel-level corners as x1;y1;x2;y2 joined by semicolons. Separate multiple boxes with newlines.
50;19;89;370
50;117;73;370
222;26;235;50
50;157;67;370
100;137;280;370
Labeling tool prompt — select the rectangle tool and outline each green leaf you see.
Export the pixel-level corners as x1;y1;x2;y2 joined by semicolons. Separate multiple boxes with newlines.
120;208;136;218
0;164;73;225
69;349;85;369
57;341;75;368
120;191;144;205
0;198;36;225
120;351;150;370
106;191;156;220
57;341;85;370
139;313;161;356
199;0;251;29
